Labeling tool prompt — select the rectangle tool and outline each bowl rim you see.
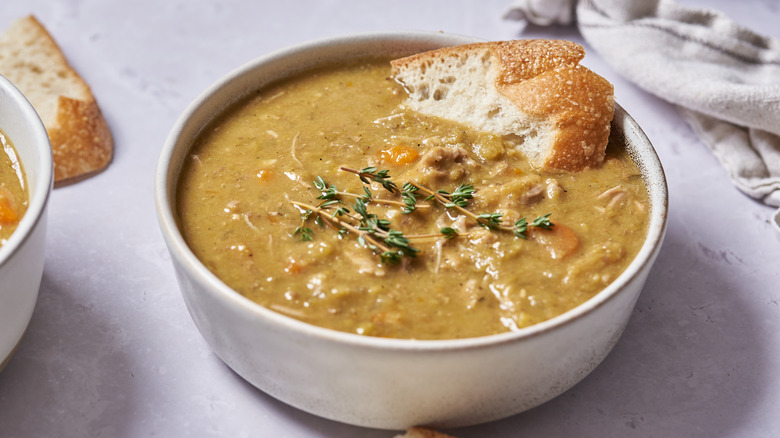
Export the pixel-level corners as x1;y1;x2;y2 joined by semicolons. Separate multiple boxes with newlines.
155;30;668;352
0;75;53;268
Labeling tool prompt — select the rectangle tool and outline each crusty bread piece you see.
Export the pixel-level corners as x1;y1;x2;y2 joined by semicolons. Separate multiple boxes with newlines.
0;15;113;186
391;40;614;171
393;427;456;438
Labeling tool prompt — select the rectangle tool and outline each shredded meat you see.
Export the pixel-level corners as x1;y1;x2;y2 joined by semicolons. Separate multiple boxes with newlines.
435;213;470;233
420;145;468;167
414;146;472;185
477;175;545;210
596;185;629;214
349;250;387;277
546;178;565;200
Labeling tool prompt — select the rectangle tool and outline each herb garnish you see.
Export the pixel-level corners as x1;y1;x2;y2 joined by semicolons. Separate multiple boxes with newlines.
400;182;419;214
292;168;555;261
340;166;397;193
293;209;315;241
291;197;418;264
410;182;549;237
532;213;554;230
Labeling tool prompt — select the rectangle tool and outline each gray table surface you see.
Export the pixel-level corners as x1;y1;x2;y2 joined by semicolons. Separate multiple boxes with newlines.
1;1;778;437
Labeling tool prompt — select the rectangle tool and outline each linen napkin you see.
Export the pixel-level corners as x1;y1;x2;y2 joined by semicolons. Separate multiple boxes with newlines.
506;0;780;233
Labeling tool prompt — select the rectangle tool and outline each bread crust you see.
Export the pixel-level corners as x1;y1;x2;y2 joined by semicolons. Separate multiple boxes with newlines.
48;95;113;184
391;40;614;171
0;15;113;186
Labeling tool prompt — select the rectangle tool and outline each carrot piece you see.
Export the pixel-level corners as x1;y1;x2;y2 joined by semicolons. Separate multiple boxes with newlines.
256;169;273;182
530;223;580;260
284;258;304;274
0;189;19;224
380;145;419;166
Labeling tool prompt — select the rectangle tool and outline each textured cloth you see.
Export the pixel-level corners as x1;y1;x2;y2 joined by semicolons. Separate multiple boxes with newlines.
507;0;780;232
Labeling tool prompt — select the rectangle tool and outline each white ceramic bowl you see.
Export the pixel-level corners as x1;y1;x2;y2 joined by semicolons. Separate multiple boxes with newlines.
0;75;53;371
156;32;668;429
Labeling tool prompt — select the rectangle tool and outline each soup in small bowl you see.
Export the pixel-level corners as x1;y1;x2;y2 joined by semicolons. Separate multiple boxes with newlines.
0;74;53;371
156;32;667;429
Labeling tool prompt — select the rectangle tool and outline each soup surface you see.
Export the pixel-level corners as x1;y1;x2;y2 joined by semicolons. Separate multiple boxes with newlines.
177;59;649;340
0;129;27;247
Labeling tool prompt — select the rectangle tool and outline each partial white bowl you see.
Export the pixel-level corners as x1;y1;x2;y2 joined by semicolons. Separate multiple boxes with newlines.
0;75;53;371
155;32;668;429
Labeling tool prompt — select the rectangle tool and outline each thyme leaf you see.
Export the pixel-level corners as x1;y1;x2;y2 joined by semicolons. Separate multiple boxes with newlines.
293;226;314;241
401;182;419;214
514;217;529;239
532;213;554;230
440;227;459;239
476;212;503;229
294;209;315;241
314;176;339;202
450;183;475;207
344;166;398;193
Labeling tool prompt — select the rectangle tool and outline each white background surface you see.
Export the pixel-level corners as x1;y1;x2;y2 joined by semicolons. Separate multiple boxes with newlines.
1;0;778;437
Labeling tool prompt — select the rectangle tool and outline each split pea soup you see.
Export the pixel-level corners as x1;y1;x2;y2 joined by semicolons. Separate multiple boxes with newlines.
0;129;27;247
176;59;649;340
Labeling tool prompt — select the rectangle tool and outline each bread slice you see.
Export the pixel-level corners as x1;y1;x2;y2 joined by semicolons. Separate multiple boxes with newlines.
391;40;614;171
0;15;113;186
393;427;456;438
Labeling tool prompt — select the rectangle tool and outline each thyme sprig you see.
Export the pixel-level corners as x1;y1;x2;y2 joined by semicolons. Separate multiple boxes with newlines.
313;176;339;203
412;183;503;230
291;198;419;264
434;183;475;208
440;227;459;239
340;166;397;193
411;182;552;238
400;182;419;214
532;213;554;230
293;209;314;241
292;169;555;262
317;174;423;209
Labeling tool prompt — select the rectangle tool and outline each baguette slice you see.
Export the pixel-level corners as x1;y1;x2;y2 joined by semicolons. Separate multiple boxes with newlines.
391;40;614;171
0;15;113;186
